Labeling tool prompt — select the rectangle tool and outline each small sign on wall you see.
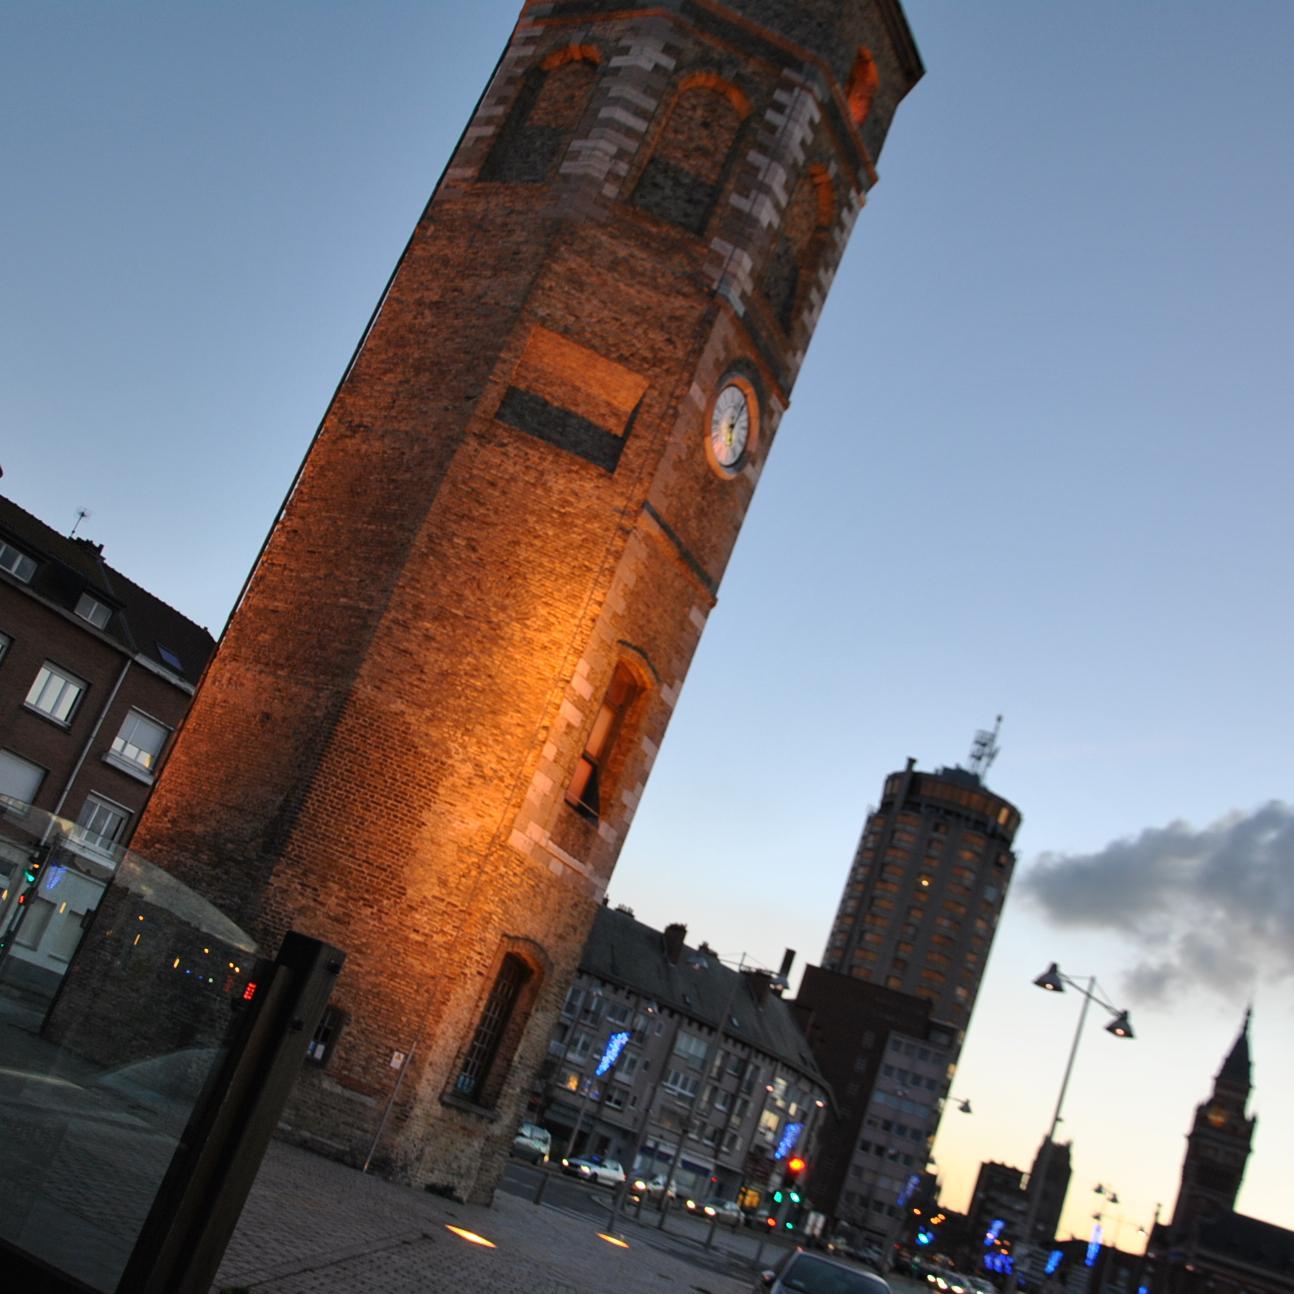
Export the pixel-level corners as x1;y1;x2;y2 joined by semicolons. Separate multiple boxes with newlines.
390;1050;407;1070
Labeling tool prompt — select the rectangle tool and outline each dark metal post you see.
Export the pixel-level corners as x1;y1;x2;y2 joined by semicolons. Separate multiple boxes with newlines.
117;931;345;1294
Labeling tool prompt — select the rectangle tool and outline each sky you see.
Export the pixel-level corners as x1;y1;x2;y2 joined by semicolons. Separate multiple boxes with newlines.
3;0;1291;1245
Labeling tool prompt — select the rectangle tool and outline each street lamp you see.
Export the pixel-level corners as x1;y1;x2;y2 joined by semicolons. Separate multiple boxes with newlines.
1006;965;1134;1294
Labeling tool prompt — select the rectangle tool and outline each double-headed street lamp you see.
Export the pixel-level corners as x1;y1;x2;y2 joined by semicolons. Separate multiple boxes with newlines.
1006;964;1134;1294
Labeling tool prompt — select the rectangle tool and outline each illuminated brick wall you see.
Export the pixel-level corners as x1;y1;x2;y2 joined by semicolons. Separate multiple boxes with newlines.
119;0;924;1201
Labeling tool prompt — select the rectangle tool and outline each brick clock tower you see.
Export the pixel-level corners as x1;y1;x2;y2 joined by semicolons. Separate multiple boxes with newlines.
127;0;923;1199
1169;1012;1257;1239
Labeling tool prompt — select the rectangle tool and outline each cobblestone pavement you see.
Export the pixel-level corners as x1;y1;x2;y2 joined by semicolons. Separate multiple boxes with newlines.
213;1141;756;1294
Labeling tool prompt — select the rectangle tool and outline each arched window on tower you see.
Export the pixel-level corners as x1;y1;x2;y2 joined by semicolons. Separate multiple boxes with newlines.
763;164;835;332
631;75;750;235
481;45;601;183
453;943;545;1107
847;47;879;130
566;661;643;821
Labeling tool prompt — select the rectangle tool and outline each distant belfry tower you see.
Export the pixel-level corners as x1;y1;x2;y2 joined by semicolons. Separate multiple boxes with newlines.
1169;1012;1256;1238
129;0;922;1198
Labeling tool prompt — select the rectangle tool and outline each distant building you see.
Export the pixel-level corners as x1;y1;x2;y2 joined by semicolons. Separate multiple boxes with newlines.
1147;1013;1293;1294
0;495;213;999
794;965;957;1245
801;745;1023;1246
531;905;827;1207
823;754;1022;1034
966;1160;1028;1254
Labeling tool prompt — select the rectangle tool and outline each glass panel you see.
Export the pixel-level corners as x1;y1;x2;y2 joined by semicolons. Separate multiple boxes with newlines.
111;710;169;771
0;805;259;1292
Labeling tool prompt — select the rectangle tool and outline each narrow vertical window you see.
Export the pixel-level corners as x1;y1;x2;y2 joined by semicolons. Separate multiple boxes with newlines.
566;662;641;820
455;954;531;1102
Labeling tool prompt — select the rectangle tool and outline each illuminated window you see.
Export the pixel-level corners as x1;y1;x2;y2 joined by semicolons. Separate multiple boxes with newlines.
566;662;641;820
26;663;86;725
108;709;171;777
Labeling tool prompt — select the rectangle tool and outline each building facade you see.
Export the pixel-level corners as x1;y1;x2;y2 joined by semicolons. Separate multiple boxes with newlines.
0;495;214;1001
70;0;922;1201
823;757;1022;1035
795;965;955;1245
532;905;827;1207
799;751;1022;1245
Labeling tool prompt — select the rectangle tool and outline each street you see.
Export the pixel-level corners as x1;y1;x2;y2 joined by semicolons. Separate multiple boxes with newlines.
498;1159;913;1285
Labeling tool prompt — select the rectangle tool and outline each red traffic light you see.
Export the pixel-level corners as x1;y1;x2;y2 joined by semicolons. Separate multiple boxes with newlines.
786;1156;807;1175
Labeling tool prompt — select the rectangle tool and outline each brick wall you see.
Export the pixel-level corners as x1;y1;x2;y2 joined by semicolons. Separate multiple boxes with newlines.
92;0;923;1202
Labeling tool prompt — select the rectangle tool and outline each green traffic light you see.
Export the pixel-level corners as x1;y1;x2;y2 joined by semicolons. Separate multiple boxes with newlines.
773;1190;784;1204
789;1190;801;1204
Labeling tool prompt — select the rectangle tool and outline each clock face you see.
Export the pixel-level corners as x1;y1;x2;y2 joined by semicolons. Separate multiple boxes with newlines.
709;383;751;470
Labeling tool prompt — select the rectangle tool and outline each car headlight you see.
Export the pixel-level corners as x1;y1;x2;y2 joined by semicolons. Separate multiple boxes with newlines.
561;1158;570;1167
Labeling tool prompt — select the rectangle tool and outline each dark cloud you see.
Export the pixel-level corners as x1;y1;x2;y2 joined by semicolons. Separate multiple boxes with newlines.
1020;801;1294;1004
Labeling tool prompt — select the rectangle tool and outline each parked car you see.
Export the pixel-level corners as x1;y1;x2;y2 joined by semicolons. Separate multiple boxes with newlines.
630;1174;678;1202
511;1121;552;1164
559;1155;625;1187
699;1199;743;1227
757;1251;894;1293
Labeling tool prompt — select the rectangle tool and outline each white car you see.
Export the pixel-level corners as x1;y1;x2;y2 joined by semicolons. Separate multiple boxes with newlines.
631;1174;678;1202
560;1155;626;1187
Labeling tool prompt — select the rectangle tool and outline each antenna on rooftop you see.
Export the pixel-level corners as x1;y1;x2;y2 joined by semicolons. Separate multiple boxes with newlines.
967;715;1002;778
69;508;91;538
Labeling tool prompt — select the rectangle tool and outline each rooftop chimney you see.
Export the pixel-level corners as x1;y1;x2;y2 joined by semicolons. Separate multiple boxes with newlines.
662;923;687;965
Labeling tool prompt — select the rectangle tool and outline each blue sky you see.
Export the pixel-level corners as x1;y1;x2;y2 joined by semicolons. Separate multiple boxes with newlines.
4;2;1291;1240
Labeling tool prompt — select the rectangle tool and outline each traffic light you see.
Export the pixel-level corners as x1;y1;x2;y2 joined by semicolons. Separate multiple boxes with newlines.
23;842;50;887
784;1155;806;1203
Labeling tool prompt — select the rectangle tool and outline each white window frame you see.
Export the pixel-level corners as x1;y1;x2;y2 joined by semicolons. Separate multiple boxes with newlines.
74;592;112;629
25;662;87;726
0;541;37;583
0;749;46;810
106;708;171;780
75;792;132;855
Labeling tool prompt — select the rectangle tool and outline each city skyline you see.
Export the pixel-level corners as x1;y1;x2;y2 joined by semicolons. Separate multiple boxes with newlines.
3;0;1290;1246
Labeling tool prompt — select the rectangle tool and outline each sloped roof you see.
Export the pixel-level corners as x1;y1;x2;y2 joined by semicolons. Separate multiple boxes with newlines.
580;905;824;1086
0;494;215;686
1197;1212;1294;1278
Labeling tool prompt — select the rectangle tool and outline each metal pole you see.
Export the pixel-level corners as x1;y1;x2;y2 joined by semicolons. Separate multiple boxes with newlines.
1008;976;1095;1294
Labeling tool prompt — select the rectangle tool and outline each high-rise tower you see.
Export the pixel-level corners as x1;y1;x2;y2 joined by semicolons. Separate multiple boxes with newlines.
1170;1012;1256;1239
824;754;1021;1034
108;2;922;1200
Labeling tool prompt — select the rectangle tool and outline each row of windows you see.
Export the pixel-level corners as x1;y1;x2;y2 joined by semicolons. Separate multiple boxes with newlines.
2;540;116;631
4;645;170;775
